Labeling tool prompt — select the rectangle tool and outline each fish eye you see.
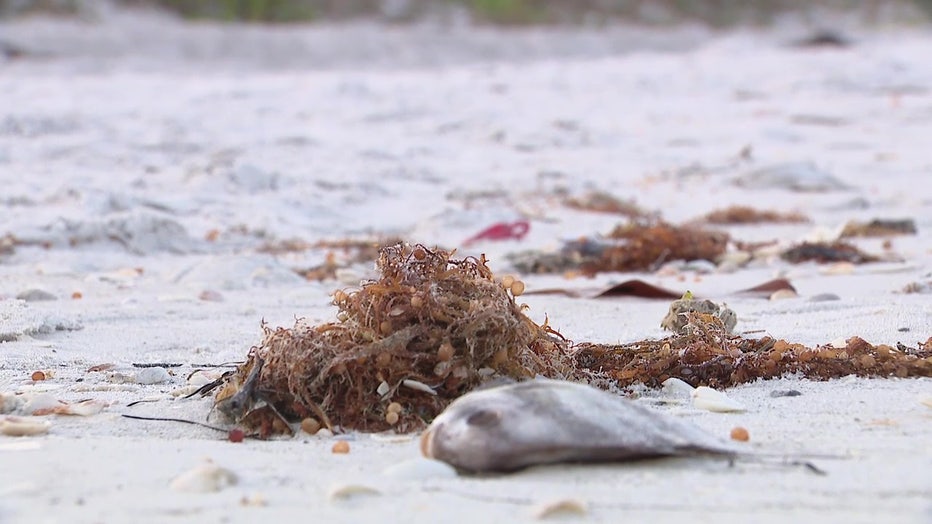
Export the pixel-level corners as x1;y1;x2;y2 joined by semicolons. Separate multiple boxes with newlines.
465;409;501;428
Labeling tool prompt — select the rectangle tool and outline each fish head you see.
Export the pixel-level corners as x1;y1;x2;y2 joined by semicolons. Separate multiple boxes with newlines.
420;390;517;472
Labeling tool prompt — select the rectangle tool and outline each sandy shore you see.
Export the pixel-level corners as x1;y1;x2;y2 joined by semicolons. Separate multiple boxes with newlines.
1;8;931;524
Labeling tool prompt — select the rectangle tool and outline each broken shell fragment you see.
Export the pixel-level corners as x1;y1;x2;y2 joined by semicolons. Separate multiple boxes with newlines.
169;462;238;493
401;379;437;396
327;483;381;501
532;498;588;520
301;418;321;435
691;387;746;413
0;416;51;437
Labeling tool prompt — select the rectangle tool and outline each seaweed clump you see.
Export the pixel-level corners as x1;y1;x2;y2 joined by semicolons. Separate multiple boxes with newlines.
511;220;729;276
574;313;932;389
217;243;573;435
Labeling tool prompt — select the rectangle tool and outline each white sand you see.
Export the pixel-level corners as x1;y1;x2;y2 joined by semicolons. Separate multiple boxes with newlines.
1;8;931;524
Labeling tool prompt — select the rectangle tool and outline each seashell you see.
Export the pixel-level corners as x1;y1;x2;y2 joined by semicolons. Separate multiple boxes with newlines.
691;387;746;413
769;289;797;300
135;367;171;385
402;379;437;396
376;381;390;396
0;393;25;414
169;462;237;493
327;483;381;501
382;458;457;480
830;337;847;349
33;399;105;417
0;416;51;436
532;498;588;520
661;377;695;397
23;394;65;415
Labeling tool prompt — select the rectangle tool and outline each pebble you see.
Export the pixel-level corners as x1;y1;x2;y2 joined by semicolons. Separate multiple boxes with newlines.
169;462;238;493
16;289;57;302
134;367;171;385
691;387;746;413
770;389;802;398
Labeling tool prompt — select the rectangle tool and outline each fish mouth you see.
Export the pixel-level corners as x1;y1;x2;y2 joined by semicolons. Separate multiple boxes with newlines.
419;426;434;458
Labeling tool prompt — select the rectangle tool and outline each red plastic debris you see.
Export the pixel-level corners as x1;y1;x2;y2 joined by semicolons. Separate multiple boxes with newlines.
462;220;530;247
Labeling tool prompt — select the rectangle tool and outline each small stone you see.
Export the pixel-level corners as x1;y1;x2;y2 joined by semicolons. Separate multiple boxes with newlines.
769;389;802;398
134;367;171;385
730;426;750;441
169;462;237;493
332;440;350;454
16;289;57;302
809;293;840;302
301;418;321;435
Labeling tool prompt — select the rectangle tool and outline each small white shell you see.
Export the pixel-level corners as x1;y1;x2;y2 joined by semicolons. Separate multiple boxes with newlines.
0;416;52;436
401;379;437;396
326;483;381;501
0;392;25;414
661;377;695;397
135;367;172;385
376;381;390;396
382;458;457;480
769;289;797;300
59;400;105;417
691;387;746;413
169;462;237;493
532;498;588;520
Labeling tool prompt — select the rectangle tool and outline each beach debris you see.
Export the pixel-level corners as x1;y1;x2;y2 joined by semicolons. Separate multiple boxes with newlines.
900;278;932;294
840;218;916;238
661;377;695;397
332;440;351;454
30;371;50;381
296;237;402;282
781;241;880;264
382;458;457;480
421;379;736;473
661;293;737;335
134;367;172;385
228;428;245;443
87;363;116;372
698;206;808;224
215;243;573;435
327;483;381;501
769;289;797;300
770;390;802;398
16;289;57;302
300;418;321;435
0;416;51;436
733;162;849;192
169;461;238;493
562;191;646;218
730;427;750;442
573;320;932;389
463;220;530;247
510;220;728;276
532;498;588;520
691;387;746;413
31;399;105;417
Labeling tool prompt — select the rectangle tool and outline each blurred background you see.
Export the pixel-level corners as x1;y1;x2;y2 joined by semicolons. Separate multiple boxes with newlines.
1;0;931;26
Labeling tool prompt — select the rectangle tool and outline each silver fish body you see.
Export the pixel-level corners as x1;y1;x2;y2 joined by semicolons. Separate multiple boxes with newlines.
421;379;737;473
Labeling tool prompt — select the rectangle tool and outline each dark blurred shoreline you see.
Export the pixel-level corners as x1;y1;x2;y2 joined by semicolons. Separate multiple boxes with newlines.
1;0;930;26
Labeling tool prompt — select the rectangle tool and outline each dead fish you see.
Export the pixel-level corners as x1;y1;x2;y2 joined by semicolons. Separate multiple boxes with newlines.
421;379;737;473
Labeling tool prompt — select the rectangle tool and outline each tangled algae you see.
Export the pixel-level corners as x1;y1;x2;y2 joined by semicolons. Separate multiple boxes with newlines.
217;243;574;434
216;243;931;436
574;312;932;389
